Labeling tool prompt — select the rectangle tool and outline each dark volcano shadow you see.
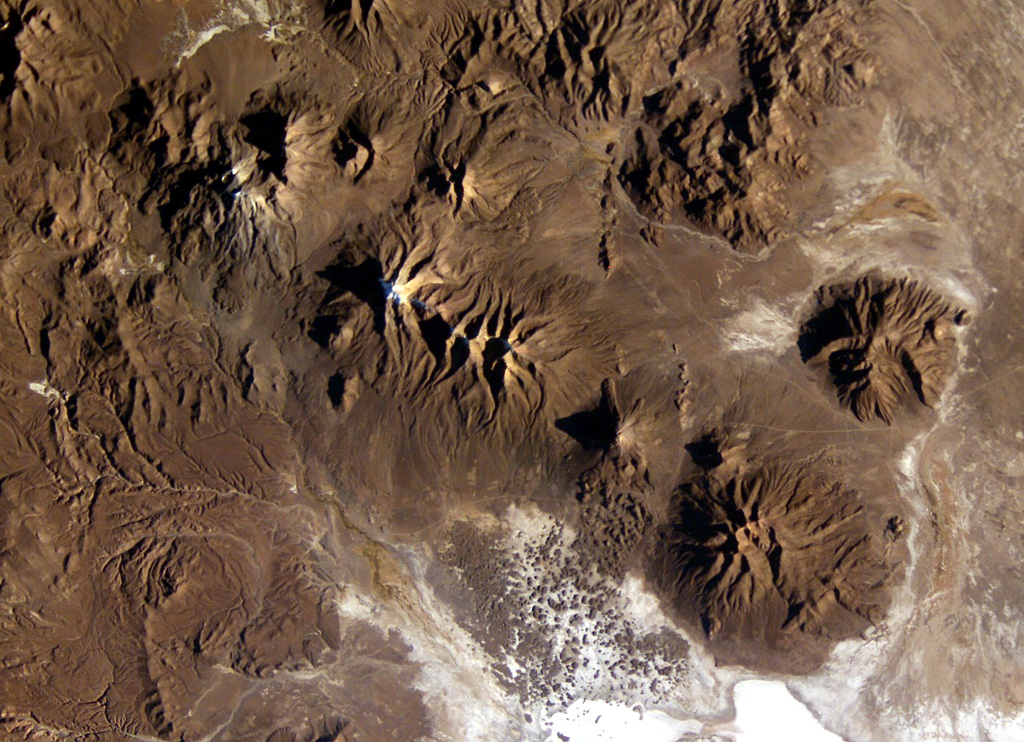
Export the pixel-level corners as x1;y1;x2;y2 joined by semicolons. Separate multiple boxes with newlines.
685;433;724;470
555;394;618;451
241;109;288;181
317;258;388;336
798;301;855;362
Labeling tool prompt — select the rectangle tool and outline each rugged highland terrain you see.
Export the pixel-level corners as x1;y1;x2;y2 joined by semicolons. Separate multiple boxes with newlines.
0;0;1023;740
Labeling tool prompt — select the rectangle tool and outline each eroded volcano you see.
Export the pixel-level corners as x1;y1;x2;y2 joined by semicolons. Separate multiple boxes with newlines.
800;275;967;423
654;457;898;672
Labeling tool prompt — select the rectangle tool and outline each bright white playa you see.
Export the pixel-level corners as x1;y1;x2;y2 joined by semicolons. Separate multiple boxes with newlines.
543;680;843;742
542;700;702;742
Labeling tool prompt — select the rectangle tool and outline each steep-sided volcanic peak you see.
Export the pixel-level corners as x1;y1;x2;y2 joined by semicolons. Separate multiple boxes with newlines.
639;362;912;674
799;274;968;424
303;213;618;429
283;210;647;529
655;459;896;673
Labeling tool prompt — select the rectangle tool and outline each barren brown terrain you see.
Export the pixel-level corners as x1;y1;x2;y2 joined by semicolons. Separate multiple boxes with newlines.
0;0;1022;740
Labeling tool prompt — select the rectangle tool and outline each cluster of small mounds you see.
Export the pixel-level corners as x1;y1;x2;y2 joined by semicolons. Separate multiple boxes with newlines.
652;437;897;672
441;511;691;713
575;460;652;581
564;379;656;580
800;275;967;423
617;0;877;250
